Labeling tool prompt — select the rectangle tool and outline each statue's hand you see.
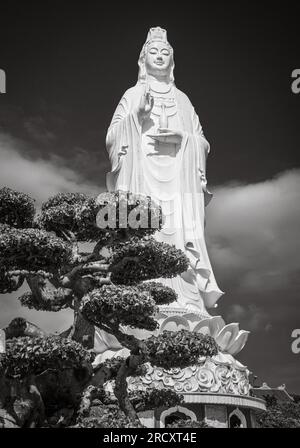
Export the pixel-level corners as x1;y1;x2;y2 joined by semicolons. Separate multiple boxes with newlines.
137;87;154;122
148;128;183;144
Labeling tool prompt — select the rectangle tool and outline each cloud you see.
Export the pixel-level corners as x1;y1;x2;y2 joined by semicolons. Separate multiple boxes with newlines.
226;303;272;332
1;286;73;334
0;132;103;207
23;116;57;145
0;132;103;331
206;170;300;391
207;169;300;297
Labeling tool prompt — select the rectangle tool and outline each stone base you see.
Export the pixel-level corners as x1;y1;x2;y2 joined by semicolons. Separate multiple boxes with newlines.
94;307;262;428
127;354;250;396
137;395;265;428
100;354;266;428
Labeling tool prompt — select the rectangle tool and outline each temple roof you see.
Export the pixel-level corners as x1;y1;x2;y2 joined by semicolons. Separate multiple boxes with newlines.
251;383;294;403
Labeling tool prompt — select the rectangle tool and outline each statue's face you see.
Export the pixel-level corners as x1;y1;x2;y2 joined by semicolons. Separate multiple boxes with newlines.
145;40;172;77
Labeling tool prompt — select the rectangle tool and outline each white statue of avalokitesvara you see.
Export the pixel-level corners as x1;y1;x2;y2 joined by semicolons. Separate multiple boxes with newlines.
106;26;223;314
93;28;252;409
93;26;229;360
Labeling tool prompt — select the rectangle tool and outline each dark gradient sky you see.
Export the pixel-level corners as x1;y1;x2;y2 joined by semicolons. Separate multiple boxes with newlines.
0;1;300;392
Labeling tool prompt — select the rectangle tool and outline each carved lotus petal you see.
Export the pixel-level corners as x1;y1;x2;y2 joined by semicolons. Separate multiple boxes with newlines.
160;316;190;333
207;316;226;338
127;327;160;339
215;323;239;351
226;330;250;356
192;318;213;335
213;352;233;365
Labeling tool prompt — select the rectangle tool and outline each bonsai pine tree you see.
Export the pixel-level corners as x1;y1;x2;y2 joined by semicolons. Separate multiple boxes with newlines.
0;334;94;427
0;187;218;425
254;398;300;428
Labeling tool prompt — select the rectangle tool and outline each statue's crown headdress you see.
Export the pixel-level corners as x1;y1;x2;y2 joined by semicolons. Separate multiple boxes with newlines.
145;27;168;45
137;26;174;85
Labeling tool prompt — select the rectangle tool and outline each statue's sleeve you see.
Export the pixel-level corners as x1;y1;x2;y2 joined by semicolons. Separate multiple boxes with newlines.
189;106;213;206
106;90;140;178
191;106;210;154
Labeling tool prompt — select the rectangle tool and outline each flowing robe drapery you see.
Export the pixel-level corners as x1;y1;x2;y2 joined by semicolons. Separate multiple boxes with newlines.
106;83;223;313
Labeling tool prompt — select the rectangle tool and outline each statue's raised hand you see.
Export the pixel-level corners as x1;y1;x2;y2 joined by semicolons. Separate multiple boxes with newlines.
137;86;154;122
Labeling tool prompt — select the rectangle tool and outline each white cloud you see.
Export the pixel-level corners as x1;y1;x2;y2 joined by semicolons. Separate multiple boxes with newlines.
1;286;73;334
0;132;102;207
226;303;272;332
206;169;300;296
23;116;57;145
0;132;102;331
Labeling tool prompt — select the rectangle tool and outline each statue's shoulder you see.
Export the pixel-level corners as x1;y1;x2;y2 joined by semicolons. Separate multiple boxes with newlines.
122;84;143;100
117;85;143;109
174;87;194;109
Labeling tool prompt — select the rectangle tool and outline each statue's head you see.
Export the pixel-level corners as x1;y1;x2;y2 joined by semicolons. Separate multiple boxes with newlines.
138;27;175;84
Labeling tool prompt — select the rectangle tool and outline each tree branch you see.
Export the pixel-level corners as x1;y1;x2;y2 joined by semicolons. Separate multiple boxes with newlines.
26;275;74;310
114;356;143;424
3;272;25;292
110;256;139;272
93;240;105;257
60;261;110;287
8;270;53;280
95;322;147;357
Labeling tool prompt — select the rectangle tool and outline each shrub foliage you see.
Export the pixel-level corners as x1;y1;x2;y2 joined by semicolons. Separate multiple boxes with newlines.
145;330;219;369
0;336;94;379
81;284;159;330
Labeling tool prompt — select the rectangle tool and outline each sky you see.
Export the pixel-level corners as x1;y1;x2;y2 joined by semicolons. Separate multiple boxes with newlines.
0;1;299;393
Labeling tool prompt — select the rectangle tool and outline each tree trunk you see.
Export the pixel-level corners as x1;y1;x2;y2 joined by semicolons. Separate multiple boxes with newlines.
114;356;142;424
1;375;45;428
69;297;95;348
